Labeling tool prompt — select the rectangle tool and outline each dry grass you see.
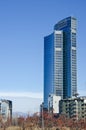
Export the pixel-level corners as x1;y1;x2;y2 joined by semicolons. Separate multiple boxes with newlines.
0;126;21;130
0;126;71;130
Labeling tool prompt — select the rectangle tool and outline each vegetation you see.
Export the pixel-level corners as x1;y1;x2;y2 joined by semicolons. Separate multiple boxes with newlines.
1;112;86;130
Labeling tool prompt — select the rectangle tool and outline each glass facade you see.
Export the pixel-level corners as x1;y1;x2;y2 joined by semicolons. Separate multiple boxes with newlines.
0;100;12;121
44;33;54;108
54;17;77;98
44;17;77;108
44;31;63;108
54;31;63;98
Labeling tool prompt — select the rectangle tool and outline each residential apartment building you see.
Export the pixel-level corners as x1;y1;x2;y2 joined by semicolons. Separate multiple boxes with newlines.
59;97;86;120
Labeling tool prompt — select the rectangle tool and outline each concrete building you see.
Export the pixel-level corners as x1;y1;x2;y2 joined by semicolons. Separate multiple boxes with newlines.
0;99;12;122
48;94;61;114
59;97;86;120
44;16;77;109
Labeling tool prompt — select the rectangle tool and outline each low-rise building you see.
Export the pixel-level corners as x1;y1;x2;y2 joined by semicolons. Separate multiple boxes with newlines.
0;99;12;122
59;96;86;120
48;94;61;114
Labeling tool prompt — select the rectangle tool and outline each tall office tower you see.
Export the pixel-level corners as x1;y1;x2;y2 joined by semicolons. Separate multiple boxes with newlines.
44;17;77;108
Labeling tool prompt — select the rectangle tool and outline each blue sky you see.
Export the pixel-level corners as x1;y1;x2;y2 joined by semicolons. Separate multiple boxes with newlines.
0;0;86;112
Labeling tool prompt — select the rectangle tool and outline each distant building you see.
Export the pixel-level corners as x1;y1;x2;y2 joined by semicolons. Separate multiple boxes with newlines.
44;16;77;109
0;99;12;122
40;102;44;115
48;94;61;114
40;102;48;115
59;97;86;120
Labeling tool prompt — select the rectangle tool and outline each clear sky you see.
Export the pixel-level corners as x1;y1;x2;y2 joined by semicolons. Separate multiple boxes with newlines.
0;0;86;112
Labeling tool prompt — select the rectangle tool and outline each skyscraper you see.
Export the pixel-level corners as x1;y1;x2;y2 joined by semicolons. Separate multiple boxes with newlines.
44;16;77;108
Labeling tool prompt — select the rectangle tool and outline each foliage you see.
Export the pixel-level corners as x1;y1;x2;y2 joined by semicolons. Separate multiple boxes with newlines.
1;112;86;130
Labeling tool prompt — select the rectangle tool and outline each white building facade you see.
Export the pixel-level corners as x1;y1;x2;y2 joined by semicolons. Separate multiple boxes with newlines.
48;94;61;114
